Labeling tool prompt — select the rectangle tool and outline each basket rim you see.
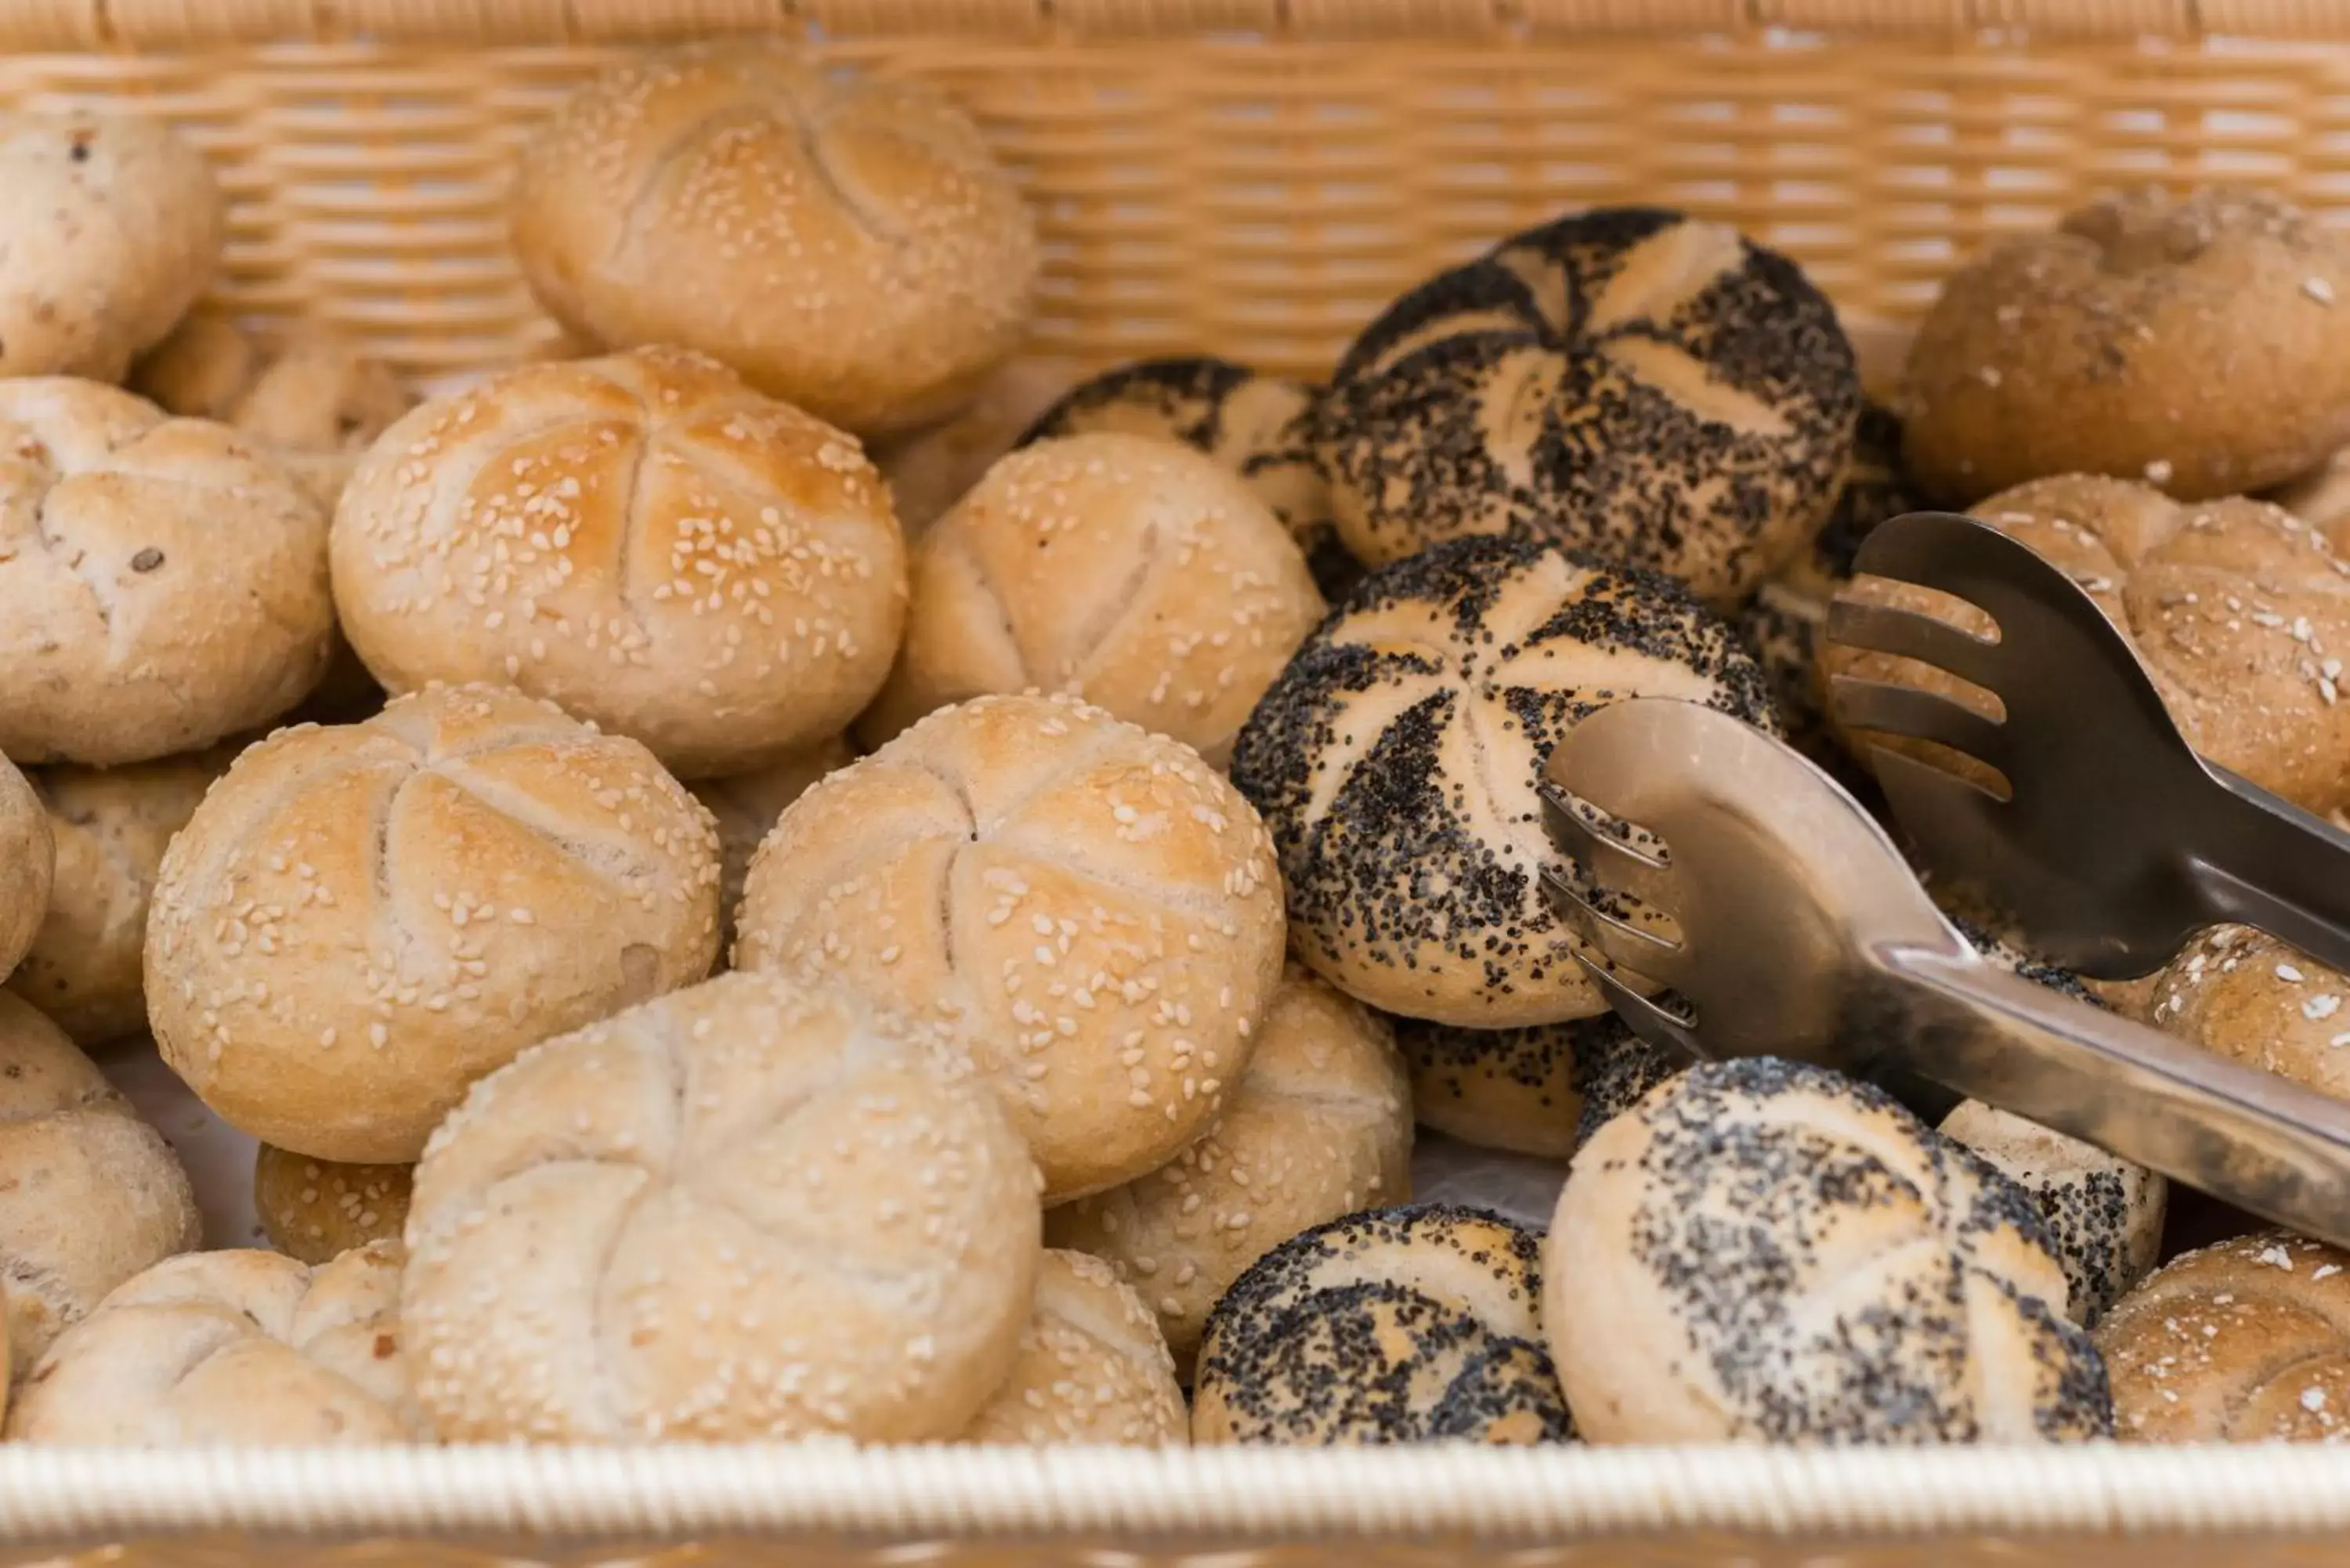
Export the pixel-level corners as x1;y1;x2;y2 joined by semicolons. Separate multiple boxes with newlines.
5;1443;2350;1542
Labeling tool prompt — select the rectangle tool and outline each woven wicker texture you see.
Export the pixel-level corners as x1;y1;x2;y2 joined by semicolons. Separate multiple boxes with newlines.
7;13;2350;378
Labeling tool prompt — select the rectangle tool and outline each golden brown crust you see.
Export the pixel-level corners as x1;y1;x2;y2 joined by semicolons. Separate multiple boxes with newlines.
872;357;1089;538
331;345;908;779
0;753;53;988
252;1145;414;1266
1824;474;2350;815
0;380;335;767
2098;1230;2350;1443
688;735;855;948
0;992;202;1375
0;113;222;382
509;41;1037;439
402;970;1042;1443
1904;186;2350;504
2143;926;2350;1106
6;1242;425;1444
859;433;1326;767
960;1250;1187;1447
1047;968;1413;1371
5;749;230;1046
736;691;1288;1203
145;683;722;1165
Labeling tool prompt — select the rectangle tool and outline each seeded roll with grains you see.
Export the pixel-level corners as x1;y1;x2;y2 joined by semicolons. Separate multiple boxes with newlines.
1193;1205;1571;1445
1317;206;1861;605
1231;533;1778;1028
1546;1057;2110;1444
737;692;1287;1201
146;684;722;1165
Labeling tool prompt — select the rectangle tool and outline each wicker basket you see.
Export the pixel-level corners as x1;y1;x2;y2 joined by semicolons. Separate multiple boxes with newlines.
9;2;2350;1563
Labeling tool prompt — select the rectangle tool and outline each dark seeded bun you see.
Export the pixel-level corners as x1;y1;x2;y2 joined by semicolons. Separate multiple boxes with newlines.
1317;206;1861;606
1546;1057;2110;1445
1192;1204;1571;1445
1230;533;1778;1028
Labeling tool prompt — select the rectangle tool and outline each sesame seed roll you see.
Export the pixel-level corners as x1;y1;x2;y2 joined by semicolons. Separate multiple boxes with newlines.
961;1250;1188;1447
1317;206;1860;606
1230;533;1778;1028
329;345;908;781
145;684;723;1165
253;1146;414;1267
1546;1057;2110;1445
401;971;1042;1443
736;692;1288;1203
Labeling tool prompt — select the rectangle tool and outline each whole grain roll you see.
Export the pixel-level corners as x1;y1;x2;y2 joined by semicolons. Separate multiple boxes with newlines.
1546;1057;2109;1444
253;1145;414;1266
1317;206;1861;605
860;433;1325;765
402;970;1042;1443
2099;1231;2350;1443
1904;186;2350;505
331;345;908;779
0;992;201;1374
510;41;1036;439
736;692;1287;1202
961;1250;1187;1447
131;313;415;512
0;755;52;988
6;1241;424;1443
0;380;334;767
146;684;722;1165
1939;1100;2165;1328
689;736;855;946
2142;925;2350;1107
1017;358;1358;598
1825;475;2350;815
1047;967;1413;1370
5;750;228;1046
1231;533;1778;1027
1192;1205;1571;1445
0;113;222;382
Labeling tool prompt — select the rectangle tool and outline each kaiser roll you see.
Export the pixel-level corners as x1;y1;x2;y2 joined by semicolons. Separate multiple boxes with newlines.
961;1249;1186;1447
736;692;1288;1202
253;1145;414;1266
689;735;855;945
0;754;52;986
146;684;721;1165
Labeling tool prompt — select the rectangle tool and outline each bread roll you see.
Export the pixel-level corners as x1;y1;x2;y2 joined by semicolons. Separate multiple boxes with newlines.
1017;358;1358;598
510;41;1036;439
1047;967;1413;1369
961;1250;1186;1447
1231;533;1778;1027
2273;446;2350;536
1938;1100;2165;1328
0;113;222;381
1546;1057;2109;1444
689;736;855;945
1904;186;2350;505
873;357;1089;537
403;970;1041;1442
0;753;52;987
5;750;226;1045
1193;1205;1571;1445
0;380;334;767
1571;1016;1684;1150
860;433;1325;766
1317;207;1861;605
7;1241;423;1443
1825;475;2350;816
131;313;414;511
146;684;721;1164
2142;925;2350;1107
736;692;1287;1201
253;1145;414;1266
0;992;201;1372
1391;1013;1607;1161
331;346;907;779
2099;1231;2350;1442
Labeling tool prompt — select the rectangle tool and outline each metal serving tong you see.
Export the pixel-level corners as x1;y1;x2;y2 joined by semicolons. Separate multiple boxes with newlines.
1826;509;2350;981
1536;698;2350;1251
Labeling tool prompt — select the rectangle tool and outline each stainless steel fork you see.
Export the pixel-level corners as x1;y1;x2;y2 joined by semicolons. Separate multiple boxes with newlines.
1823;509;2350;981
1535;697;2350;1250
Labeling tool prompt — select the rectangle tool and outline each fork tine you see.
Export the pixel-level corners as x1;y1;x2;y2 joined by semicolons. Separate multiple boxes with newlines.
1868;738;2012;829
1828;675;2008;765
1824;598;2005;689
1537;778;1676;906
1537;858;1687;980
1574;956;1705;1061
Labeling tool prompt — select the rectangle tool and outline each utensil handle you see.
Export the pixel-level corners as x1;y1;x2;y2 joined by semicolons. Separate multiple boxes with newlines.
1874;945;2350;1249
2188;762;2350;978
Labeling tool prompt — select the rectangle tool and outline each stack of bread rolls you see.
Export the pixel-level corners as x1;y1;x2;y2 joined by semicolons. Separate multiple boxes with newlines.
8;43;2350;1456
